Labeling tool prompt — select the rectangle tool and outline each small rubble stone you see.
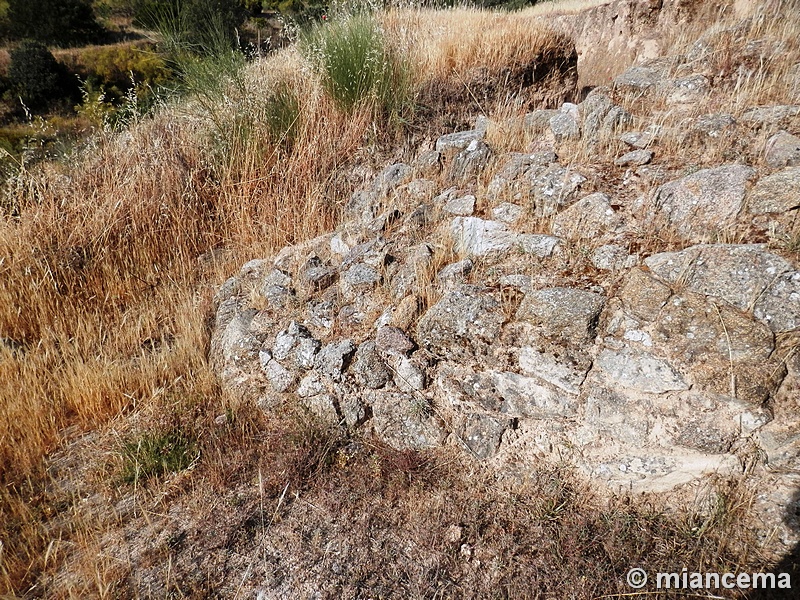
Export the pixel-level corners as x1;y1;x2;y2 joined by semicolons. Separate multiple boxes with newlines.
352;341;391;389
523;109;559;134
550;109;580;141
591;244;637;271
390;355;427;392
436;127;485;153
648;164;755;238
314;340;355;380
375;326;415;356
741;105;800;125
596;347;688;394
437;259;474;285
368;391;444;450
517;234;561;257
417;284;504;360
765;130;800;168
462;413;510;459
615;149;653;166
516;287;605;344
620;126;660;149
666;74;710;105
262;356;295;393
444;194;476;216
491;202;523;223
614;65;663;90
552;192;619;240
451;217;516;257
747;167;800;214
449;140;492;181
343;263;381;288
413;150;442;177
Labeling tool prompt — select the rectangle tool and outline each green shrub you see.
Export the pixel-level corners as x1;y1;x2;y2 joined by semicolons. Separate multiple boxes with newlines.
7;0;103;47
121;428;197;484
135;0;248;54
8;41;74;111
79;44;172;91
264;81;301;145
301;12;413;115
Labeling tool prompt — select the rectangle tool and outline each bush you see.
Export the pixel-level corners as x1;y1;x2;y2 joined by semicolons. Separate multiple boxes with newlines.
302;12;413;115
121;428;197;483
7;0;103;47
8;41;74;111
135;0;248;54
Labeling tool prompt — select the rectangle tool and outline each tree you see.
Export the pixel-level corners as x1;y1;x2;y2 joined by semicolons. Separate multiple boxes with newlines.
8;41;72;110
8;0;103;47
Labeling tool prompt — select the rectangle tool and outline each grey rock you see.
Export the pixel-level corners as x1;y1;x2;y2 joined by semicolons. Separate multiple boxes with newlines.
741;105;800;125
550;110;580;141
297;371;326;398
493;371;577;418
644;244;800;332
461;413;509;459
516;287;605;344
615;149;653;166
444;194;476;216
301;393;339;423
262;357;295;393
491;202;523;223
314;340;355;380
614;66;663;90
449;140;492;181
397;178;437;203
372;163;413;196
390;355;427;392
552;192;619;240
344;189;379;224
437;259;474;285
747;167;800;214
581;90;614;137
591;244;637;271
596;347;688;394
300;257;337;294
340;394;366;428
413;150;442;177
451;217;516;257
765;131;800;169
272;321;320;369
517;234;561;257
652;292;781;403
602;105;632;132
343;263;380;288
352;341;391;389
666;74;710;105
518;346;589;394
368;391;444;450
620;125;660;149
435;127;485;153
523;109;559;134
618;268;672;322
259;269;293;309
530;165;587;216
375;326;415;356
417;284;504;360
692;113;737;138
648;164;755;238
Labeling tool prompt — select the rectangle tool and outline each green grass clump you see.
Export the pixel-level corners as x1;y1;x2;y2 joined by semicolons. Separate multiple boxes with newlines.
121;428;197;484
302;12;413;115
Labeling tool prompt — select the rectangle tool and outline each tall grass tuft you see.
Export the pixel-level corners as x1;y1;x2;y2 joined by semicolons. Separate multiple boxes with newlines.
301;12;414;116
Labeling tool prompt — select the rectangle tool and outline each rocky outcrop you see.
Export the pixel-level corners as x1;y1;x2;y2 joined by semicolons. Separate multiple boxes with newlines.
212;109;799;508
